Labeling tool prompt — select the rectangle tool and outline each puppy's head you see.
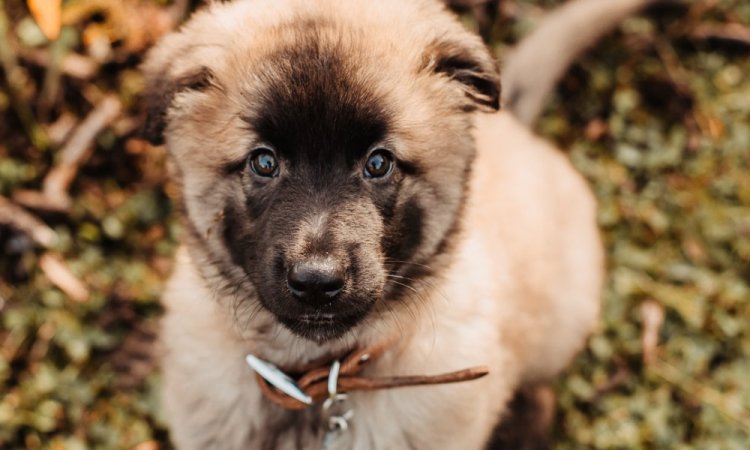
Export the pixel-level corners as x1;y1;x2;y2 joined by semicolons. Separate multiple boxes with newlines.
143;0;500;342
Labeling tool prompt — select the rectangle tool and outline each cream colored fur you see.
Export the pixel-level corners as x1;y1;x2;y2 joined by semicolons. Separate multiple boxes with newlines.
161;112;603;449
150;0;605;448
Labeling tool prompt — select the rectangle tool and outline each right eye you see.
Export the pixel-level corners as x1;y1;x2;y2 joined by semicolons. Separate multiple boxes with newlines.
248;148;279;178
363;149;394;179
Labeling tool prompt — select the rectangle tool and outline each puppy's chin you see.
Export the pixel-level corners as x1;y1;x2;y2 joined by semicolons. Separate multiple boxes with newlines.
276;310;370;343
262;296;378;343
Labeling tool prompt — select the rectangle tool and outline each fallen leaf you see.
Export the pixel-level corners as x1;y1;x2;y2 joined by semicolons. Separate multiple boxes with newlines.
27;0;62;41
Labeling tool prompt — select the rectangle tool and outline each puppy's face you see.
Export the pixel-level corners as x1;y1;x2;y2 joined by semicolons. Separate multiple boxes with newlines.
143;0;500;341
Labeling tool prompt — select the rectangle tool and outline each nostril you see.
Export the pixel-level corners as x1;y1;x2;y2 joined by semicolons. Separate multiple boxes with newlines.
286;267;309;297
287;259;345;301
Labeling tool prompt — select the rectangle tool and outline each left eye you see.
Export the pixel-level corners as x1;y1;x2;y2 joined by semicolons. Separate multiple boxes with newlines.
248;148;279;178
364;149;394;179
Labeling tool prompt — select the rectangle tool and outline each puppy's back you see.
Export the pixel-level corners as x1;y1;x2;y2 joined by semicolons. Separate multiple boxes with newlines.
468;112;603;382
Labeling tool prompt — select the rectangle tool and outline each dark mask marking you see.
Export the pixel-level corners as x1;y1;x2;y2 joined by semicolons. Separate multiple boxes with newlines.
244;23;391;173
383;198;424;266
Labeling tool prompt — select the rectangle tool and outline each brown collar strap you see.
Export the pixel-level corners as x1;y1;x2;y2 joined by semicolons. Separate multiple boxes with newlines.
251;338;490;410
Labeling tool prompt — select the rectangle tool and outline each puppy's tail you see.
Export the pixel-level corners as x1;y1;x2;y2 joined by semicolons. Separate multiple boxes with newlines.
501;0;664;127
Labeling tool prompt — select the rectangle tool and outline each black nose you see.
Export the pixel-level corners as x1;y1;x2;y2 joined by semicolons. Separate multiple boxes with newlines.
287;258;345;303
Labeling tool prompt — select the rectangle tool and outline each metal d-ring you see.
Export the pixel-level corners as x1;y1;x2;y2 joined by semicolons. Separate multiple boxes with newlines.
322;360;349;411
328;360;341;397
321;360;355;450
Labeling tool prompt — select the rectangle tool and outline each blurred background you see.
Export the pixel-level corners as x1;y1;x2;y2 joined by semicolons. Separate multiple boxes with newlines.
0;0;748;448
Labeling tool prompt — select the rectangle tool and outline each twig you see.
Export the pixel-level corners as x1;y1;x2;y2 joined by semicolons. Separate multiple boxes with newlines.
44;94;121;200
691;22;750;47
640;300;665;367
12;190;66;213
0;195;58;248
46;112;78;145
38;253;90;303
15;95;122;212
20;49;99;80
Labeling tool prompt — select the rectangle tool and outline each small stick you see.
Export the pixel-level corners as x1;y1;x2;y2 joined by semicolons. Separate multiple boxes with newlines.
38;253;90;303
640;300;665;367
13;95;122;212
0;195;57;248
20;49;99;80
691;22;750;47
41;94;122;210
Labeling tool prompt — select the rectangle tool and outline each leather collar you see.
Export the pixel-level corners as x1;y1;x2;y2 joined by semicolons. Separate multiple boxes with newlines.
249;336;490;410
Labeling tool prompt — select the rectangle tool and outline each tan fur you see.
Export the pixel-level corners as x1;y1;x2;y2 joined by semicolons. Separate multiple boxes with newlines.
147;0;603;448
160;113;602;449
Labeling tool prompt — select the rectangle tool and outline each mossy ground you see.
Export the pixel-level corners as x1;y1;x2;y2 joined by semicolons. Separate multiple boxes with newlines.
0;1;748;448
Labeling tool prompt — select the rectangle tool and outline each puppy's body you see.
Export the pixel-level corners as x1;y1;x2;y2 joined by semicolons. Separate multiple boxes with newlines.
160;115;602;450
145;1;603;448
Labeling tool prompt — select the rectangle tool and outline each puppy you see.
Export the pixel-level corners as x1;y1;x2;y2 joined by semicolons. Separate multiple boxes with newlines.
142;0;603;448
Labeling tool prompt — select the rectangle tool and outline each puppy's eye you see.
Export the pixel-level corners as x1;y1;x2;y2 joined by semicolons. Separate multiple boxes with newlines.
248;148;279;178
364;149;394;179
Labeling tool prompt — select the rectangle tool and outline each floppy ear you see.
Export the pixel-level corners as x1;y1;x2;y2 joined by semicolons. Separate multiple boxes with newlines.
428;38;502;112
140;48;216;145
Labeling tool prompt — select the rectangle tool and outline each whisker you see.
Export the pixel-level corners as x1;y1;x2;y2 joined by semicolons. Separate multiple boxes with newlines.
386;273;450;307
384;278;438;341
383;259;436;272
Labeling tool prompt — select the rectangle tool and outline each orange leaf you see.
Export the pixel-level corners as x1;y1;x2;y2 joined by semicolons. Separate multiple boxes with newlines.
27;0;62;41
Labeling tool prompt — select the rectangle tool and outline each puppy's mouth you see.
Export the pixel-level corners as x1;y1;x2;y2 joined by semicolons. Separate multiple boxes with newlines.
276;308;372;342
251;254;385;342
